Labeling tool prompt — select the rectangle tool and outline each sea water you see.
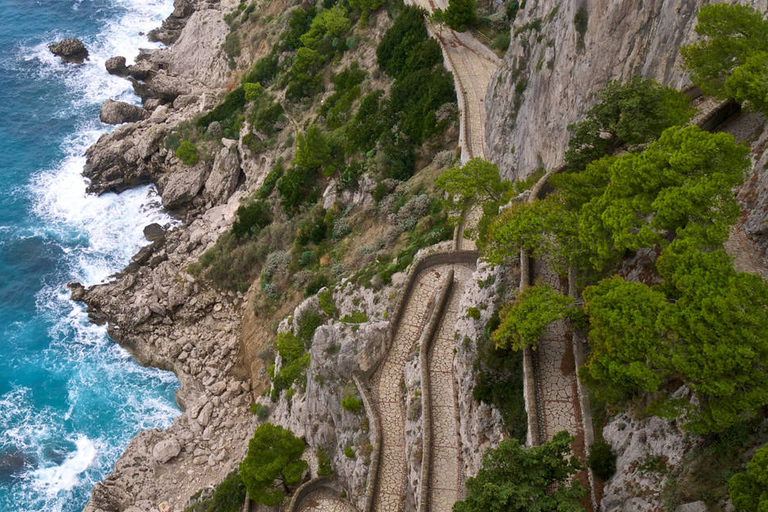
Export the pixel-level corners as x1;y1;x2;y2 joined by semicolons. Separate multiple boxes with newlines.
0;0;182;511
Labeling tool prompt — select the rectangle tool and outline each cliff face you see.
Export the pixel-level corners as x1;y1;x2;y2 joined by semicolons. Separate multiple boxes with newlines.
485;0;768;180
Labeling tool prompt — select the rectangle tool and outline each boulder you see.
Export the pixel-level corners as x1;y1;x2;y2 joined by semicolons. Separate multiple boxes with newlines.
204;147;241;205
143;223;165;243
160;165;208;209
105;56;128;76
152;438;181;463
48;38;89;64
99;100;149;125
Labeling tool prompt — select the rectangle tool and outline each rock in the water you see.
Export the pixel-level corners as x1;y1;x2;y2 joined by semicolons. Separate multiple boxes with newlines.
143;223;165;243
105;56;128;76
152;438;181;463
99;99;149;125
160;165;208;209
204;147;241;205
48;38;89;64
67;282;86;302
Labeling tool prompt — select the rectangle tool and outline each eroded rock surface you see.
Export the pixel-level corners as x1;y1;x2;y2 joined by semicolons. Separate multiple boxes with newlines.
49;38;89;63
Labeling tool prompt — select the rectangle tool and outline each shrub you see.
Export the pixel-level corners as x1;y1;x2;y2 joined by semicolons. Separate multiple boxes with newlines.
444;0;478;32
492;32;511;51
232;200;272;238
297;309;323;346
305;274;330;297
243;53;279;85
318;289;338;318
316;447;333;476
257;163;284;199
250;403;270;421
341;310;368;323
197;86;247;131
176;140;199;165
244;82;264;101
466;307;481;320
341;395;363;413
587;440;617;480
344;444;355;458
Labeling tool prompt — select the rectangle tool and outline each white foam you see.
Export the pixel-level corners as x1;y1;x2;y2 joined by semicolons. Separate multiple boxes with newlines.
30;436;98;496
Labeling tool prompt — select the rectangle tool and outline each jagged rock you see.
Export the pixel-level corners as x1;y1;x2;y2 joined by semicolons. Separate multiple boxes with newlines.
48;38;89;64
152;438;181;463
143;223;165;243
126;60;154;81
160;164;208;209
147;0;196;45
209;381;227;396
99;99;149;125
68;282;86;302
134;71;192;103
197;402;213;427
105;56;128;76
204;147;241;205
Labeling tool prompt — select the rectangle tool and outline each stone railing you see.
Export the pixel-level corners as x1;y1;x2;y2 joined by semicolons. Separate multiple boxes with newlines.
353;371;381;512
418;271;455;512
288;476;335;512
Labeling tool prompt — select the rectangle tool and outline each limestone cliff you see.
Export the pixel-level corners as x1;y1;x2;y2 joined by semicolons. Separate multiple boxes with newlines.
485;0;768;180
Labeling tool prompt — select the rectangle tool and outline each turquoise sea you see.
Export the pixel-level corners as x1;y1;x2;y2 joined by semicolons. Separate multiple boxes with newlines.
0;0;181;510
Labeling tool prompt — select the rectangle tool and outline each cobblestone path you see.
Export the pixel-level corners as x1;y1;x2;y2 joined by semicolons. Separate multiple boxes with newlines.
427;263;475;511
298;488;359;512
373;265;453;512
530;259;584;449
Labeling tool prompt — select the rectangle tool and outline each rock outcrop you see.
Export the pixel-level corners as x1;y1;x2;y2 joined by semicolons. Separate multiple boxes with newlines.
49;38;89;63
99;99;149;125
485;0;768;180
105;56;129;76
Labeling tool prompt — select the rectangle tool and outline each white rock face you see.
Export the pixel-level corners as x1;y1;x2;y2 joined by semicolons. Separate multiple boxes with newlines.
485;0;768;180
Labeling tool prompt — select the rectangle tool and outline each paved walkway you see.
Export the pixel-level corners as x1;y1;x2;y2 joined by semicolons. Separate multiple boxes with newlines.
373;265;453;512
407;0;500;161
426;263;475;511
297;488;359;512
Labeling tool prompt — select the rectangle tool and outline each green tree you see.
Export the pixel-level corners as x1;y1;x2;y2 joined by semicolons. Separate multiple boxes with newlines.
681;4;768;114
299;6;351;51
580;276;672;404
444;0;478;32
492;284;576;351
295;125;333;176
239;423;308;506
729;443;768;512
577;126;748;272
348;0;385;25
564;76;693;171
435;158;513;219
453;431;585;512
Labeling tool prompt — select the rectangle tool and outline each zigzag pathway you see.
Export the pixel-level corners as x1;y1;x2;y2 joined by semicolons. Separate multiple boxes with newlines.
373;265;453;512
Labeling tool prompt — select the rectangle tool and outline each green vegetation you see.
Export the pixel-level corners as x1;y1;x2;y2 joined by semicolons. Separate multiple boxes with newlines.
473;310;527;441
251;403;270;421
239;423;308;506
185;471;246;512
681;4;768;115
272;331;310;400
563;77;693;171
232;200;272;238
729;443;768;511
318;289;338;318
176;140;199;165
587;440;616;481
341;394;364;413
316;446;333;476
440;0;477;32
341;310;368;323
344;443;355;458
452;431;585;512
492;285;576;351
436;158;513;220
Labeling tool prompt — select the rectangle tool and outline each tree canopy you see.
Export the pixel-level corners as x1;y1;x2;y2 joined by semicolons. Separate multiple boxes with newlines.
729;442;768;512
681;4;768;115
564;76;693;171
492;284;576;351
436;158;513;220
453;431;585;512
442;0;477;32
239;423;308;506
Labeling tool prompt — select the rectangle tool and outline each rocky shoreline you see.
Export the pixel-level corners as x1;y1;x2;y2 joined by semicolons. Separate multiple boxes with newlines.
70;1;272;510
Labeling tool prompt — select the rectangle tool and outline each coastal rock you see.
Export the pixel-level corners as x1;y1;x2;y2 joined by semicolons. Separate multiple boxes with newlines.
133;71;193;103
160;164;208;209
147;0;196;45
105;56;129;76
143;223;165;243
99;99;149;125
152;438;181;463
48;38;89;64
204;147;241;205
